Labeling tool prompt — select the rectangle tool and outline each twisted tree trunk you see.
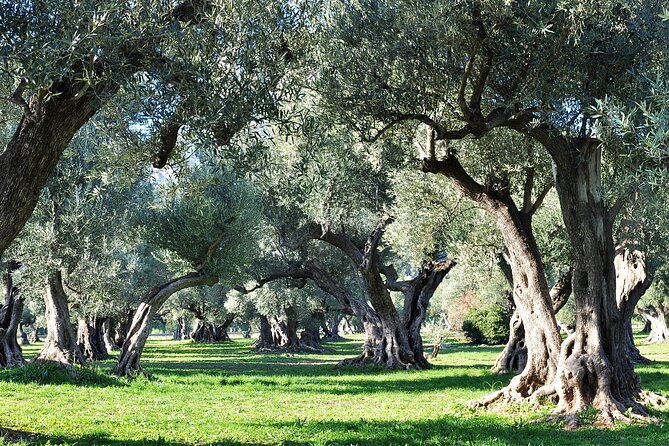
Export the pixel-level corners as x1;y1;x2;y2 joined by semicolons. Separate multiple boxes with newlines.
641;305;669;344
423;151;562;403
614;245;652;363
323;313;345;341
19;323;30;345
112;272;218;377
114;308;135;348
217;313;236;342
493;269;573;374
173;317;190;340
28;323;41;343
538;138;648;426
386;258;457;369
36;271;86;366
256;315;278;350
0;261;25;367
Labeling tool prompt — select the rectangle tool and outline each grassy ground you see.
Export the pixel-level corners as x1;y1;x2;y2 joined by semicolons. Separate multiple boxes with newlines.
0;335;668;446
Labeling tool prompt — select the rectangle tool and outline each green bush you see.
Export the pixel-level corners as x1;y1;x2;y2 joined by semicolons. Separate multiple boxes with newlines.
461;306;509;345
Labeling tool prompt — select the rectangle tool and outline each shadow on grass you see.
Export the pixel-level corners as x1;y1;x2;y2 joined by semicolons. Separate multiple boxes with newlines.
258;415;669;446
637;360;669;393
0;362;126;388
9;415;668;446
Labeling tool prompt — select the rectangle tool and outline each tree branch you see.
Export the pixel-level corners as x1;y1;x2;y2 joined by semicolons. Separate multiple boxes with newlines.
522;167;535;214
529;183;553;216
7;80;35;121
361;216;394;273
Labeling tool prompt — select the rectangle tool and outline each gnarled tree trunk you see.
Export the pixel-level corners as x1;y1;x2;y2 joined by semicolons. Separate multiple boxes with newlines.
493;268;573;374
543;138;647;426
112;272;218;377
173;317;190;341
28;323;41;343
19;323;30;345
0;260;25;367
217;313;235;342
256;315;277;349
323;313;345;341
386;258;457;369
614;245;652;363
100;318;118;352
641;305;669;344
36;271;86;366
114;308;135;348
77;316;108;361
0;82;110;259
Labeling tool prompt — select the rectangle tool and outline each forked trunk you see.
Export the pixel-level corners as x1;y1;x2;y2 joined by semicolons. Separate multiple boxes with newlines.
112;272;218;377
388;259;456;369
36;271;86;366
77;316;108;361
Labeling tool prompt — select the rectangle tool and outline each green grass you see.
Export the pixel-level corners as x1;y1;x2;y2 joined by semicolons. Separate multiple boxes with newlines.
0;335;668;445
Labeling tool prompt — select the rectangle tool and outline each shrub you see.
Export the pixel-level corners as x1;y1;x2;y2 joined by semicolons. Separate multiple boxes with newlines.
461;306;509;345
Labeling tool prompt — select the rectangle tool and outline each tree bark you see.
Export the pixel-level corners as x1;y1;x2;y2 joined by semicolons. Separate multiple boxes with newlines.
323;313;345;341
36;271;86;366
173;317;190;340
28;323;41;343
112;272;218;377
0;82;110;258
114;308;135;348
18;323;30;345
100;318;118;352
0;260;25;367
294;221;421;369
218;313;235;342
256;315;277;349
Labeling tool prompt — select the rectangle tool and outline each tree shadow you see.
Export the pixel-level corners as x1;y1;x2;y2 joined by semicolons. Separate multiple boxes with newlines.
259;415;669;446
0;362;126;388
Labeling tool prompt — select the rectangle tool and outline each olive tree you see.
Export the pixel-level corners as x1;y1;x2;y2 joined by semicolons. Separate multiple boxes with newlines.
314;0;666;424
112;166;260;377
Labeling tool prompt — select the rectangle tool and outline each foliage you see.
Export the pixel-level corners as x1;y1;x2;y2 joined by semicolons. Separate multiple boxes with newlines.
143;165;261;282
462;306;510;345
